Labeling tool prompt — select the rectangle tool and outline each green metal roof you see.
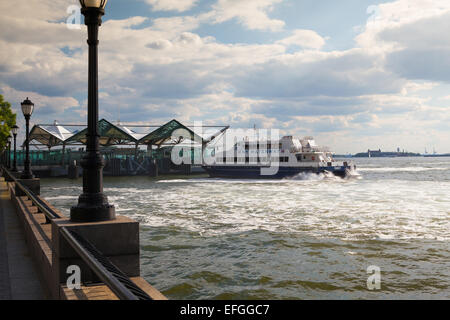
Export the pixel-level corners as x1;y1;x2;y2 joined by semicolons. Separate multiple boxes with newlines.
138;119;203;146
65;119;138;146
30;118;207;148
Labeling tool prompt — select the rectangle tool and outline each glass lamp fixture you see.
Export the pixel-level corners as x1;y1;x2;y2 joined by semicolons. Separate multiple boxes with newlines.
79;0;108;8
11;125;19;135
21;98;34;117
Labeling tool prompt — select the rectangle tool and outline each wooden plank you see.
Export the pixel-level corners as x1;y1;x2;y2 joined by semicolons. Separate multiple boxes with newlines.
61;278;167;300
131;277;168;300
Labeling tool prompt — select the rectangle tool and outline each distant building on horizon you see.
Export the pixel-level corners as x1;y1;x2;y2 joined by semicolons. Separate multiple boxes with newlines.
354;148;420;158
368;149;382;157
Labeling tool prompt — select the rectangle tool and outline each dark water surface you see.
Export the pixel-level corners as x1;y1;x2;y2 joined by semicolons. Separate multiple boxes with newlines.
41;157;450;299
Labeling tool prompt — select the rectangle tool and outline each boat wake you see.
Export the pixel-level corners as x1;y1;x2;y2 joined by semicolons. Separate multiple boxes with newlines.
345;168;362;179
286;169;362;181
287;172;332;181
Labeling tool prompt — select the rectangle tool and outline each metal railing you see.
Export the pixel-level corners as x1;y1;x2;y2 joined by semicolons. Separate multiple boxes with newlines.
2;166;61;221
1;166;153;300
60;228;151;300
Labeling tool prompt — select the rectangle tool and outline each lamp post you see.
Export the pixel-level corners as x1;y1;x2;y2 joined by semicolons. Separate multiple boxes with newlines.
11;125;19;172
20;98;34;179
71;0;115;222
7;135;12;169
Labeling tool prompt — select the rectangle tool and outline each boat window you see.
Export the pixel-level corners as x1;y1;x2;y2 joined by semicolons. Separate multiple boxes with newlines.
296;154;302;161
258;156;268;163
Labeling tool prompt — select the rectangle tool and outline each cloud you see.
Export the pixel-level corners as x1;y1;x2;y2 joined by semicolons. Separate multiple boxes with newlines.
0;0;72;22
207;0;285;32
145;0;198;12
370;10;450;83
385;48;450;83
276;30;326;50
355;0;450;85
232;49;405;99
151;16;201;33
0;85;79;114
356;0;450;49
1;0;450;153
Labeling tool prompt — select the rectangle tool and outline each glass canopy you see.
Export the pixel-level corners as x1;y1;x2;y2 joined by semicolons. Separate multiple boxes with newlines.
28;118;206;148
137;119;203;146
65;119;138;146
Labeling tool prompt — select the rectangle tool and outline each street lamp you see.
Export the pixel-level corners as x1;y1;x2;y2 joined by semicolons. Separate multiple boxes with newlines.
21;98;34;179
7;135;12;169
71;0;115;222
11;125;19;172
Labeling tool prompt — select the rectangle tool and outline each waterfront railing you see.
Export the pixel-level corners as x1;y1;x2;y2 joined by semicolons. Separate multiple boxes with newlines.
1;166;153;300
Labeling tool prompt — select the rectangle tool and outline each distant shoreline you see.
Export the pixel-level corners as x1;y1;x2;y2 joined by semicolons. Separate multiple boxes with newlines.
335;154;450;158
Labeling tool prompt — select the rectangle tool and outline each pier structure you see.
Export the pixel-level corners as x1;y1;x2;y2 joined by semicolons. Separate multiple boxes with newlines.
0;166;167;300
12;119;227;178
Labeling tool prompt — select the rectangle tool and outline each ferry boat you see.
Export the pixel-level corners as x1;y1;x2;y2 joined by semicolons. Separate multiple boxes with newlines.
203;136;357;179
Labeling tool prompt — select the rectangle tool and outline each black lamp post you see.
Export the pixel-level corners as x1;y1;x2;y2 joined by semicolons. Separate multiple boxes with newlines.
7;135;11;169
11;125;19;172
71;0;115;222
20;98;34;179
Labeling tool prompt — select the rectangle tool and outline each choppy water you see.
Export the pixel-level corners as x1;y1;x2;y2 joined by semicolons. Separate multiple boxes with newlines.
41;157;450;299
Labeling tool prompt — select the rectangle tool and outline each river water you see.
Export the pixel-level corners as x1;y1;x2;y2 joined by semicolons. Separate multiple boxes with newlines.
41;157;450;299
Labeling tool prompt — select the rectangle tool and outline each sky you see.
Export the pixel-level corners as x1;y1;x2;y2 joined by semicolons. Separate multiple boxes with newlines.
0;0;449;154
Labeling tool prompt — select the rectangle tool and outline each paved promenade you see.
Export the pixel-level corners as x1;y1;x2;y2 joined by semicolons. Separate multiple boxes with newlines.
0;177;45;300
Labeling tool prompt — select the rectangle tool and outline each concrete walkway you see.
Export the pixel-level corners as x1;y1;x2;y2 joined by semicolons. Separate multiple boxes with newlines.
0;177;46;300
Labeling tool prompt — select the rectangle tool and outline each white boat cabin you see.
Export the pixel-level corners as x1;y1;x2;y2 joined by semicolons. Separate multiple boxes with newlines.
215;136;338;166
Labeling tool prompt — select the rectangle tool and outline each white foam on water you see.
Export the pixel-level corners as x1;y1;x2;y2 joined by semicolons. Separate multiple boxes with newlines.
287;172;326;181
156;179;190;183
41;158;450;241
44;195;78;201
131;177;450;240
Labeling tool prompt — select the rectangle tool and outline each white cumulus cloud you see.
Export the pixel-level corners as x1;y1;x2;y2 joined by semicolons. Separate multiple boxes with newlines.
277;30;326;50
145;0;198;12
207;0;285;32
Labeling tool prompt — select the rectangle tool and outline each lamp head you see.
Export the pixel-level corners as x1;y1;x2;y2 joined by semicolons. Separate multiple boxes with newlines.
11;125;19;136
21;97;34;117
79;0;108;9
